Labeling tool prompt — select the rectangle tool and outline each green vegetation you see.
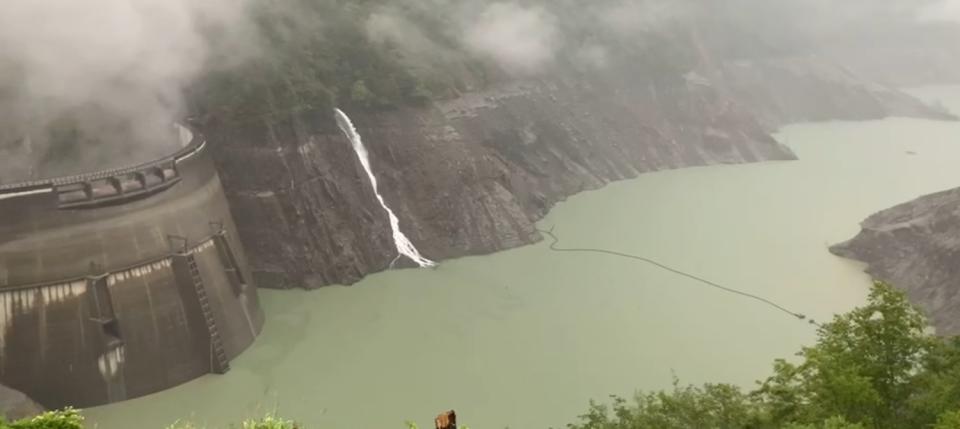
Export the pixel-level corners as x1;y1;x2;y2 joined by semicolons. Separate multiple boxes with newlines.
567;282;960;429
192;0;936;131
198;0;893;130
193;0;472;129
0;409;83;429
166;414;299;429
190;0;695;130
0;410;303;429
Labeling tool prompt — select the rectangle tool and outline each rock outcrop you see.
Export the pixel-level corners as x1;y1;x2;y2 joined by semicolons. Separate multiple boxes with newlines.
207;59;947;288
832;188;960;335
0;384;43;421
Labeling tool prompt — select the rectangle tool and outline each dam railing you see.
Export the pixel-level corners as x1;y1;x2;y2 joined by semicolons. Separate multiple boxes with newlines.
0;127;208;203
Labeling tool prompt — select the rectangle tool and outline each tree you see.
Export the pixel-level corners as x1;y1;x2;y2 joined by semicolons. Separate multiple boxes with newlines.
568;382;763;429
756;282;933;429
934;411;960;429
569;282;960;429
783;416;866;429
350;80;375;108
908;337;960;426
2;408;83;429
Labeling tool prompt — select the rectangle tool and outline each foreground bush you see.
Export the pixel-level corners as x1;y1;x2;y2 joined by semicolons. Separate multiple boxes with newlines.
165;414;299;429
568;282;960;429
1;409;83;429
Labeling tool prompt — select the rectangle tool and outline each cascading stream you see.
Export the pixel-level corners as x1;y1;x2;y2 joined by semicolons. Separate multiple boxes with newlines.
334;109;436;268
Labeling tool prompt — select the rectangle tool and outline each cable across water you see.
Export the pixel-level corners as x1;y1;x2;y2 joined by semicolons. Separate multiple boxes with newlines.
537;227;819;327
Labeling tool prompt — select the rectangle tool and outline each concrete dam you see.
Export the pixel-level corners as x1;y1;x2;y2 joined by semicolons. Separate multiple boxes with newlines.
0;127;264;409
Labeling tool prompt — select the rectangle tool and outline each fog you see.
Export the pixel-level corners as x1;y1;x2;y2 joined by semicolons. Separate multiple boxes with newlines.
463;3;559;75
0;0;256;183
921;0;960;22
1;0;959;184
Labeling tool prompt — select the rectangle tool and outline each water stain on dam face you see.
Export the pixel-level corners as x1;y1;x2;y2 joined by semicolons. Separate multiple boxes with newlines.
0;131;264;409
83;87;960;429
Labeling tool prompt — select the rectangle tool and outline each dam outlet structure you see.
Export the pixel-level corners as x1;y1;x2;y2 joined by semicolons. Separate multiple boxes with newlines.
0;126;264;409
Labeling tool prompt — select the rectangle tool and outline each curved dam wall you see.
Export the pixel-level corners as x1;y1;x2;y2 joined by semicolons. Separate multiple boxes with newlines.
0;131;264;409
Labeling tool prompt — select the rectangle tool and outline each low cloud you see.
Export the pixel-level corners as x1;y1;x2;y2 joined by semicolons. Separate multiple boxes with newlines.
366;10;446;63
573;44;611;70
600;0;692;36
0;0;257;182
918;0;960;23
463;3;559;75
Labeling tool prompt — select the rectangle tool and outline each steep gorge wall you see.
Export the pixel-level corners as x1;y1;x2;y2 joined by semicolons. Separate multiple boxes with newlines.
832;188;960;336
208;60;945;288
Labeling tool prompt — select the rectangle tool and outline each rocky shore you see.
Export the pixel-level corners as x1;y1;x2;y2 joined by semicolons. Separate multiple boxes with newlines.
832;187;960;335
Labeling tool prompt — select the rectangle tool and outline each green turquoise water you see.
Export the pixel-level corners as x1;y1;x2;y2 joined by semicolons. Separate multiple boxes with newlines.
86;87;960;429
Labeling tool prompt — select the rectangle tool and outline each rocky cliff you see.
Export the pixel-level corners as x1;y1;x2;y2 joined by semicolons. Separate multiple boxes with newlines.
832;188;960;336
206;59;946;288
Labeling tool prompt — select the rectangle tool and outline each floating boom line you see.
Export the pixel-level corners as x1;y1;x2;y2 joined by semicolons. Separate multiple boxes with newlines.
537;227;819;326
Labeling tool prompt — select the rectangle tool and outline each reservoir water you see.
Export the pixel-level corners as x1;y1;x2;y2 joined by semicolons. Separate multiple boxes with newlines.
86;87;960;429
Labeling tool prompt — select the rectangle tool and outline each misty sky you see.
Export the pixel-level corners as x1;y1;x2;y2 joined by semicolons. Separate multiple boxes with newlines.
1;0;958;183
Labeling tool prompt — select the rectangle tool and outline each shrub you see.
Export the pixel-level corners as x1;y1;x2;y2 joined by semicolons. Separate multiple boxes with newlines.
935;410;960;429
1;408;83;429
240;414;299;429
165;413;299;429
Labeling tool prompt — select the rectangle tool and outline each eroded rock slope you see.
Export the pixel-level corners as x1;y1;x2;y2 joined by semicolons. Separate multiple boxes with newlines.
832;188;960;335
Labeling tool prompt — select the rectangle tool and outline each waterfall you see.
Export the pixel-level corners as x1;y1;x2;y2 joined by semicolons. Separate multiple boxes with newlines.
334;109;436;268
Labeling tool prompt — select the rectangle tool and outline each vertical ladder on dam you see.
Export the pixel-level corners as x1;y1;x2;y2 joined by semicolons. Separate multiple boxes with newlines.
211;229;247;295
186;254;230;374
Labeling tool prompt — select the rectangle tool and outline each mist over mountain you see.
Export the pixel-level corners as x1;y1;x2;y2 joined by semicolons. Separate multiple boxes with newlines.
1;0;958;184
0;0;258;182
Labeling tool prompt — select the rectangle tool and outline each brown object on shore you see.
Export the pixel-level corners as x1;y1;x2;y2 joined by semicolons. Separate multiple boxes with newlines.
435;410;457;429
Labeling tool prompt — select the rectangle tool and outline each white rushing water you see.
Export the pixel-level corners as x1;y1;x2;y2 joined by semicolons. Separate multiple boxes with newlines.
334;108;436;268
